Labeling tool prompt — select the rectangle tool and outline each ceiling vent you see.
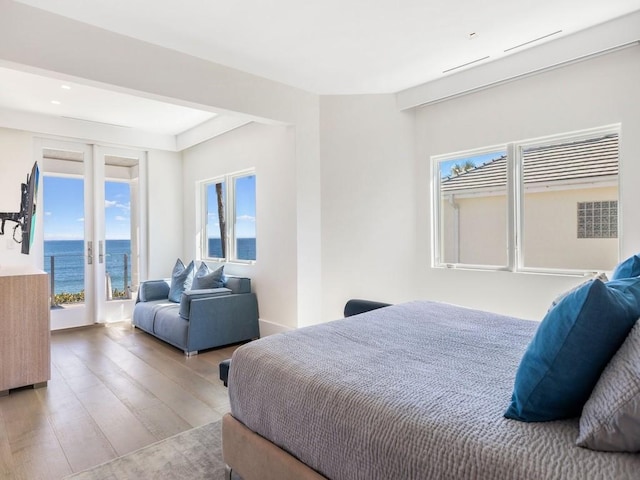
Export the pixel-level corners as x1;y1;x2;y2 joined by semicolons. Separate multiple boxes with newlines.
504;30;563;52
443;56;490;74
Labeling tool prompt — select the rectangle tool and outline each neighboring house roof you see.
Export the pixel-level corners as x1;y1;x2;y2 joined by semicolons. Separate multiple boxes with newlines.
440;134;618;193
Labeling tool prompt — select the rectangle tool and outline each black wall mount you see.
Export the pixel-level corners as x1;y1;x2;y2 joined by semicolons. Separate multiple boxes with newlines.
0;162;39;255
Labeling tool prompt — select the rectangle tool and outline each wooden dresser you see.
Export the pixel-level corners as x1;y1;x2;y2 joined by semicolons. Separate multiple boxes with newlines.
0;266;50;395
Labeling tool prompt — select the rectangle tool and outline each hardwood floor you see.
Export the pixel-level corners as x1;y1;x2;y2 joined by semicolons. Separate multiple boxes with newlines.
0;321;239;480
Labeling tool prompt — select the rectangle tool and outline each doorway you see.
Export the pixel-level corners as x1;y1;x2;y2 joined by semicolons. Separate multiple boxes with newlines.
37;139;147;329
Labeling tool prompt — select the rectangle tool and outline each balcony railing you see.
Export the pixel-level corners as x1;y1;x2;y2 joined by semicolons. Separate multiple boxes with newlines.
45;253;131;306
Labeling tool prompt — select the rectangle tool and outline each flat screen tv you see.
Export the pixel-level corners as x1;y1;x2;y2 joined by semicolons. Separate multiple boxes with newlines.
0;162;39;254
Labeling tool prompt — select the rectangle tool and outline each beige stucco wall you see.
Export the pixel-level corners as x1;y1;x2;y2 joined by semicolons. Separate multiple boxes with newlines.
441;194;507;266
522;187;617;271
441;186;618;271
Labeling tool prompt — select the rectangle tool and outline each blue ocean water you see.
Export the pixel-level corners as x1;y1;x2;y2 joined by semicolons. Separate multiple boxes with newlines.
208;238;256;261
44;239;131;295
44;238;255;294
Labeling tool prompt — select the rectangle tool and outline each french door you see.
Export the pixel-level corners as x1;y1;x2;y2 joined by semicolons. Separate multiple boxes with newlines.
36;138;147;330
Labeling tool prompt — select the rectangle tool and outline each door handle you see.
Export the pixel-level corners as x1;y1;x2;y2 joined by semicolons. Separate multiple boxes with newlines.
99;240;104;264
87;241;93;265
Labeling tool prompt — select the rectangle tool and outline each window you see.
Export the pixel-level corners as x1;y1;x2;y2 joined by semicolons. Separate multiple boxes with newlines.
203;171;256;262
577;201;618;239
437;149;508;267
433;127;619;273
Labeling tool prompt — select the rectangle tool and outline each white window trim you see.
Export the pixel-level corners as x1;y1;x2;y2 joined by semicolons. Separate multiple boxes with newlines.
431;125;621;276
200;168;256;265
431;143;508;271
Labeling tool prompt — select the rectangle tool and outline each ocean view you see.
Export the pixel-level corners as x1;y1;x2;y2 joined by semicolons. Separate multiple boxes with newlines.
208;237;256;261
44;238;256;295
44;239;131;295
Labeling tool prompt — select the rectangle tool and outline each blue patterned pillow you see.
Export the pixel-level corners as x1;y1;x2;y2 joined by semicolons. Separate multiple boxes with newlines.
168;259;194;303
611;254;640;280
192;262;224;290
505;277;640;422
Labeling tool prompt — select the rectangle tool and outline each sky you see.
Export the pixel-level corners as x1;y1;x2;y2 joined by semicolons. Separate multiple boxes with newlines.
43;176;131;241
44;173;255;242
207;174;256;239
438;151;505;179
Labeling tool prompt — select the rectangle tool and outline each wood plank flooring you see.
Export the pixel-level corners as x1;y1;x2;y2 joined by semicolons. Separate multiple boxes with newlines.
0;321;239;479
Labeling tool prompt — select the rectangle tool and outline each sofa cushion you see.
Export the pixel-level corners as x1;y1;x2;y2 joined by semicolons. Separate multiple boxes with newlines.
133;299;175;333
178;288;232;319
153;305;189;349
168;258;195;303
504;277;640;422
192;263;224;290
223;276;251;294
138;280;170;302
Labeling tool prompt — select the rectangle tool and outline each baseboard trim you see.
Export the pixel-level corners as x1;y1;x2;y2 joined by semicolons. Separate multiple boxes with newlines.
258;318;292;337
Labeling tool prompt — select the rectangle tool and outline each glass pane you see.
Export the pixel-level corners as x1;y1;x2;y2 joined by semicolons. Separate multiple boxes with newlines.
206;181;226;259
438;151;508;266
104;181;131;300
521;134;619;271
234;174;256;261
43;176;86;305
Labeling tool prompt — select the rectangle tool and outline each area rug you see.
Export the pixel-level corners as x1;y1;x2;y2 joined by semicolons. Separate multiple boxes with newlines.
65;420;240;480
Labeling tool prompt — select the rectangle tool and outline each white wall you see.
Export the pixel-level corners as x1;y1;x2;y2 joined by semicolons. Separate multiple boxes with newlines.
182;123;298;331
0;126;182;293
320;95;417;320
415;46;640;320
0;0;323;327
1;1;638;329
0;127;42;268
146;149;183;279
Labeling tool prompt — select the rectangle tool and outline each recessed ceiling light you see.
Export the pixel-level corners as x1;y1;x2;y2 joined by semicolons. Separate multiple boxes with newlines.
51;100;61;105
61;85;71;90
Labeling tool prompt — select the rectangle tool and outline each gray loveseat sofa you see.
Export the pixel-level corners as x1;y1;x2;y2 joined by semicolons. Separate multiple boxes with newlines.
132;276;259;355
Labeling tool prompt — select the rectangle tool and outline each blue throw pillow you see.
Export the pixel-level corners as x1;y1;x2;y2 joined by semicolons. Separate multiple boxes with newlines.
611;254;640;280
505;277;640;422
168;259;194;303
192;262;224;290
138;280;170;302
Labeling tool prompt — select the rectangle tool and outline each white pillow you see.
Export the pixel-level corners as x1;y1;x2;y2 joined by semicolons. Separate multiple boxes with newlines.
577;320;640;452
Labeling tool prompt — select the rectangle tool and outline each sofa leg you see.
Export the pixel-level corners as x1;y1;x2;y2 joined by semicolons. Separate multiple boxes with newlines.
185;350;198;357
224;465;233;480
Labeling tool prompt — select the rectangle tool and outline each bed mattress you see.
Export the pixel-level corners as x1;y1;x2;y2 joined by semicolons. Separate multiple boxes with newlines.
228;301;640;480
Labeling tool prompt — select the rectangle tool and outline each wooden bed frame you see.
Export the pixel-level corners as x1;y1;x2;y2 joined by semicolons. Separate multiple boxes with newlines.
222;413;328;480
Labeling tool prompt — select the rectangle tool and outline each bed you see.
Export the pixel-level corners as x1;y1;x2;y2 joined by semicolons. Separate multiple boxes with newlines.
222;300;640;480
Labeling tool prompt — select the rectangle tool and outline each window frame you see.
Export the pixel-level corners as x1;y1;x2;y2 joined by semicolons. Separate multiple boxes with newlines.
432;143;509;271
201;168;256;264
432;125;620;275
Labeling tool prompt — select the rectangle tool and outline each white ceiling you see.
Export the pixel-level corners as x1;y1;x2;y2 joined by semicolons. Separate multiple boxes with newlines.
1;0;639;139
13;0;640;94
0;66;217;135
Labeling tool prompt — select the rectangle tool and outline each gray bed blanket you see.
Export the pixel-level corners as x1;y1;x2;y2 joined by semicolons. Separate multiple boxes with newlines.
228;301;640;480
